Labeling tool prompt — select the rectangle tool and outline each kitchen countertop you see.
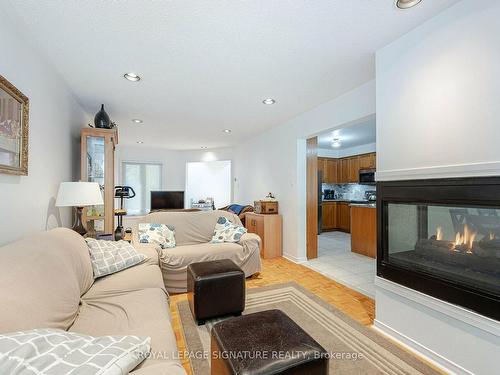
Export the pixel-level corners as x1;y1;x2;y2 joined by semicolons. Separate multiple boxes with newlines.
350;203;376;208
322;199;376;208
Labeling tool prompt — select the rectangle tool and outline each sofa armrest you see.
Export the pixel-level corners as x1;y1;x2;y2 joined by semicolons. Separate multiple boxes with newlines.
238;233;261;255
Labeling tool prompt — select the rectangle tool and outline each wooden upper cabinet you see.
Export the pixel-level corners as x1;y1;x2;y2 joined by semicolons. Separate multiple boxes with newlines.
339;158;349;183
359;153;376;170
318;158;338;183
318;157;325;178
347;157;359;183
325;159;338;183
320;153;375;184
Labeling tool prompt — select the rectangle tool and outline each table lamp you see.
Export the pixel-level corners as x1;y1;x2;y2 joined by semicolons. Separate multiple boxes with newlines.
56;182;104;236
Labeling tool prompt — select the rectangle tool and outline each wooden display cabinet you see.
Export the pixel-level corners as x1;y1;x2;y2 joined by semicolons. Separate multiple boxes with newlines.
81;128;118;234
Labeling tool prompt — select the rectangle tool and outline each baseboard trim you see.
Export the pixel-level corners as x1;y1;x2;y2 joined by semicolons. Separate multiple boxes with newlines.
376;161;500;181
282;253;307;264
372;320;473;375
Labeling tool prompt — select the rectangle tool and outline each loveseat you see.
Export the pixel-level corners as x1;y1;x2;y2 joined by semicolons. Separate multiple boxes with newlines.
131;210;262;293
0;228;185;375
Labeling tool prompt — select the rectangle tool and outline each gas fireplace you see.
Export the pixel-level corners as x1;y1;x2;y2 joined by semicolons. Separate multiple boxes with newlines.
377;177;500;321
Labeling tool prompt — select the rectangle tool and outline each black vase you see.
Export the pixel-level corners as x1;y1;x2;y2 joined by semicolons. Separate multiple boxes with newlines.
94;104;111;129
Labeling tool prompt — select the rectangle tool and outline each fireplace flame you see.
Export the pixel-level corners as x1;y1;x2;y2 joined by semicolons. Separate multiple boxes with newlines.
454;224;476;253
489;231;496;240
436;226;443;241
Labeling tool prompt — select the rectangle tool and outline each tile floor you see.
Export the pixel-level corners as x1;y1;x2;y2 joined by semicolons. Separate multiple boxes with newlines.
303;231;376;298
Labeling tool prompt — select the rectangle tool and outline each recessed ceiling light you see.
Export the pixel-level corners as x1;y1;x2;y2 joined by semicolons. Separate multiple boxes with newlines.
136;141;144;144
132;119;143;124
262;98;276;105
222;129;232;134
332;138;341;148
395;0;422;9
124;73;141;82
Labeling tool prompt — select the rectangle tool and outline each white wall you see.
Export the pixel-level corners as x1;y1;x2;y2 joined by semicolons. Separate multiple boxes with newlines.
186;161;232;208
0;4;88;246
233;81;375;262
375;2;500;374
115;145;234;203
376;0;500;181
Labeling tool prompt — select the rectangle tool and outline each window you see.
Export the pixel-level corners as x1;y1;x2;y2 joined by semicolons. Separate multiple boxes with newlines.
122;162;162;215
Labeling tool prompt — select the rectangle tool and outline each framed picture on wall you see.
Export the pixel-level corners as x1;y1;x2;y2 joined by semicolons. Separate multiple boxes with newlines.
0;74;29;175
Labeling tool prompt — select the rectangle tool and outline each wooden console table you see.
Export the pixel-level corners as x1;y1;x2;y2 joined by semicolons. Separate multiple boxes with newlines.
245;213;283;259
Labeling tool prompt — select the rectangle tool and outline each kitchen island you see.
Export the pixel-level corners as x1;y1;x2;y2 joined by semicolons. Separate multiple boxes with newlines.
350;203;377;258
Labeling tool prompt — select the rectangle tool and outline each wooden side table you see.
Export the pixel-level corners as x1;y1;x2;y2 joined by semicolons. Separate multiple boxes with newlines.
245;213;282;259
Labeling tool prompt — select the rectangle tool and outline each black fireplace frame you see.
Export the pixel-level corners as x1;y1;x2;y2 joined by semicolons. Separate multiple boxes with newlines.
377;177;500;321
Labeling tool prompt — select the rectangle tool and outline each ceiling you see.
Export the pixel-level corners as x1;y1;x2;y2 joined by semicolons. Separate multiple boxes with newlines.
6;0;460;149
317;118;376;150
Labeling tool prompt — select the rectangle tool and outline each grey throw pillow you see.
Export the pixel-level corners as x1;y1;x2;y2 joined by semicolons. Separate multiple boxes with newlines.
85;239;146;278
0;329;150;375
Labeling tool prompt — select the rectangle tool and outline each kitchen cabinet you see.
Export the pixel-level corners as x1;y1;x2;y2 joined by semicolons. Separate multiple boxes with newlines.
318;158;338;183
245;213;282;259
347;157;360;183
321;202;337;230
318;157;325;178
337;202;350;232
350;205;376;258
339;158;349;183
333;152;376;183
358;153;376;169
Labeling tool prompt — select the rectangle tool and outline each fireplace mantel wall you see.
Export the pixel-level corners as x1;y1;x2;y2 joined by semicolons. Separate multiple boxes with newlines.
375;1;500;374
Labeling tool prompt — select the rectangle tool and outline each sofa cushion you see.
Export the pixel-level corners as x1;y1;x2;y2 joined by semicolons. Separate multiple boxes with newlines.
211;216;247;243
72;288;179;368
132;210;241;246
138;223;176;248
0;228;94;332
134;243;160;266
83;262;166;299
86;238;146;278
0;329;150;375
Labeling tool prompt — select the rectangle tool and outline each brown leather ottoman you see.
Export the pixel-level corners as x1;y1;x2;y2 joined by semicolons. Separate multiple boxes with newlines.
211;309;329;375
187;259;245;325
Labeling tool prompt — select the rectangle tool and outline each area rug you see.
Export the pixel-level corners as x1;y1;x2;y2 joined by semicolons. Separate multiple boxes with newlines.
177;282;440;375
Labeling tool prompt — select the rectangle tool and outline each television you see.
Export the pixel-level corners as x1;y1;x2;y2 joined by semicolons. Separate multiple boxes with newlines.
150;191;185;210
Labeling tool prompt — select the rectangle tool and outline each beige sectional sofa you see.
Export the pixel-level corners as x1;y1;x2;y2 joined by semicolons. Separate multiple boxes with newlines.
0;228;186;375
131;210;262;293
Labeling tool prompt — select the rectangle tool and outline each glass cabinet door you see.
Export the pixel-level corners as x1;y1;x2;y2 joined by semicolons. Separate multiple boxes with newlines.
85;136;105;232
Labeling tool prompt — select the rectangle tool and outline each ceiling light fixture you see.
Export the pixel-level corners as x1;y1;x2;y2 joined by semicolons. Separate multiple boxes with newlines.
222;129;232;134
262;98;276;105
136;141;144;144
124;73;141;82
132;119;143;124
395;0;422;9
201;146;208;149
332;138;341;148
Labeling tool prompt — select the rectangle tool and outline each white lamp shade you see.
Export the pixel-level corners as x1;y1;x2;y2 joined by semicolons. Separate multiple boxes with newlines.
56;182;104;207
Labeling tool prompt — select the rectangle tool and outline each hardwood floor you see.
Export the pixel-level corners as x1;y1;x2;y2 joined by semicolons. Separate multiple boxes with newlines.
169;256;375;374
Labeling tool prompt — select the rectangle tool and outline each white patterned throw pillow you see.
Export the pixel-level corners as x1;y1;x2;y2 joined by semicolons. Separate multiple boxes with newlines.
85;239;146;278
138;223;176;248
211;216;247;243
0;329;150;375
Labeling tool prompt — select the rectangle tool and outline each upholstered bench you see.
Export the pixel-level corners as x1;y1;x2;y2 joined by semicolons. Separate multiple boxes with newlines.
211;309;329;375
187;259;245;325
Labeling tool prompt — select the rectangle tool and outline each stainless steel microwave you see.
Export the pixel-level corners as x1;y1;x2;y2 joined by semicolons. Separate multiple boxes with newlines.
359;169;375;184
